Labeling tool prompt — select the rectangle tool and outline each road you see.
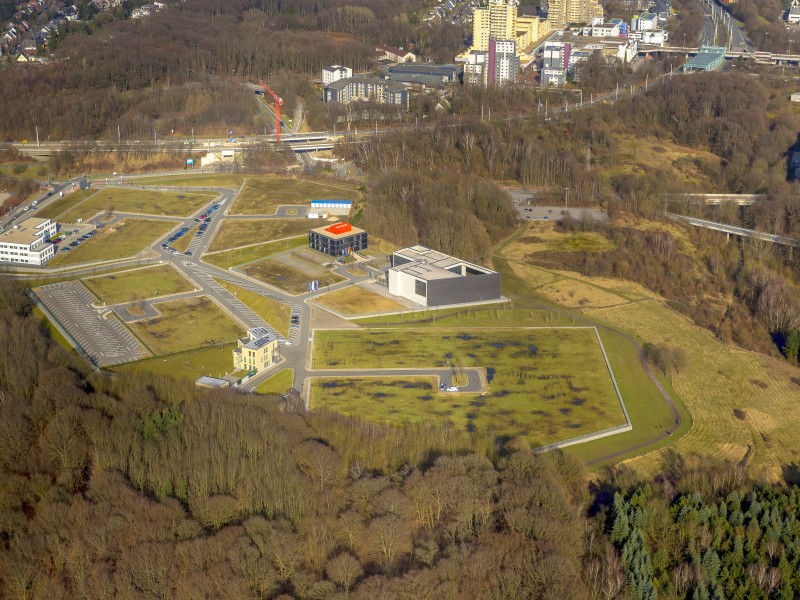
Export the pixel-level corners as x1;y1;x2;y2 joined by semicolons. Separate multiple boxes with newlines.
669;214;800;248
698;0;752;52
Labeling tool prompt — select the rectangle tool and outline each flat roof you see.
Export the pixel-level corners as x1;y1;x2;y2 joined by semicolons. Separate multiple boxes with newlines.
195;376;230;388
0;217;50;245
392;245;496;281
310;223;366;239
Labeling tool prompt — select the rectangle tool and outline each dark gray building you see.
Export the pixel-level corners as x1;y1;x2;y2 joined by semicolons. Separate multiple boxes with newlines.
387;246;501;307
385;63;461;87
309;222;368;257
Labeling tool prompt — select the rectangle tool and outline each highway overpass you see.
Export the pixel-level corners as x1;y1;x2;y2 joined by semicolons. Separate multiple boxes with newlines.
669;214;800;248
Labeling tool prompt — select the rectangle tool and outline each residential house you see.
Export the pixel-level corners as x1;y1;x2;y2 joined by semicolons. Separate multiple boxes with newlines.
376;44;416;63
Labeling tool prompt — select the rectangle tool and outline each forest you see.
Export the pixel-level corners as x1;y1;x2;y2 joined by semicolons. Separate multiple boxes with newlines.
0;0;464;140
3;278;800;598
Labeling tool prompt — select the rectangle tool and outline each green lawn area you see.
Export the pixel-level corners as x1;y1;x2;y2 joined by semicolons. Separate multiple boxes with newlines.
82;265;194;305
0;163;44;179
244;259;345;294
203;236;307;269
127;296;243;355
48;219;174;267
111;344;237;380
58;187;216;223
254;368;294;395
131;174;246;188
36;189;97;220
231;177;360;215
312;327;626;446
215;278;291;338
209;219;323;252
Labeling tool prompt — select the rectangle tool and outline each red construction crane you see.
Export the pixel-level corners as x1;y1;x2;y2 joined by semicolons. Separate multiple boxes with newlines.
258;80;283;143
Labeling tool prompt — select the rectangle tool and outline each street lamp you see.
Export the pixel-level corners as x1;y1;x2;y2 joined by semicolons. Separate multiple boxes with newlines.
564;187;569;210
683;33;686;48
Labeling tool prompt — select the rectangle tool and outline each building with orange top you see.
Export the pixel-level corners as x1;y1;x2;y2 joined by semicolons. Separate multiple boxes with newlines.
308;222;368;257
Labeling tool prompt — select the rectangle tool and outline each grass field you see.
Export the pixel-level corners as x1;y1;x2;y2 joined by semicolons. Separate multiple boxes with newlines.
231;177;360;215
82;265;194;305
508;224;615;256
586;300;800;480
312;328;626;445
215;279;291;337
112;344;237;380
208;219;323;252
254;368;294;395
0;163;43;179
130;174;246;188
203;236;307;269
598;134;723;189
48;219;173;266
244;259;345;294
33;305;74;352
58;187;216;223
36;189;97;220
315;285;406;316
127;296;243;355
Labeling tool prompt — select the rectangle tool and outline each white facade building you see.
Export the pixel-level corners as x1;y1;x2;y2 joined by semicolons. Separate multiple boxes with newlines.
322;65;352;85
462;50;488;85
0;217;57;265
488;38;518;84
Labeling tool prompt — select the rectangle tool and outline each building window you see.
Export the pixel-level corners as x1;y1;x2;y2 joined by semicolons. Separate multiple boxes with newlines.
415;279;427;298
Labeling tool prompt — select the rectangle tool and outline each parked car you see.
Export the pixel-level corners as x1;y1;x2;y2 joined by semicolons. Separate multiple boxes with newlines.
446;386;458;392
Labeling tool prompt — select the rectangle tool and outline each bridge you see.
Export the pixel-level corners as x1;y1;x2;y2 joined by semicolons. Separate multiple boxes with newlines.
639;45;800;66
669;214;800;248
666;193;764;206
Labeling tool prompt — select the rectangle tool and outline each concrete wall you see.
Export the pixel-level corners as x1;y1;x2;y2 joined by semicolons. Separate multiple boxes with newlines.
388;269;429;305
427;271;501;306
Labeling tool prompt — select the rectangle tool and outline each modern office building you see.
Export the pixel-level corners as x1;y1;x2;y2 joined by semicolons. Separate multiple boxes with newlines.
0;217;57;265
387;246;501;307
232;327;279;375
309;222;368;257
463;50;488;85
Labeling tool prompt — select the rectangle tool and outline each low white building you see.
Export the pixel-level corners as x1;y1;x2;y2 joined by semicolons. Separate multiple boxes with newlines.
787;1;800;24
0;217;57;266
322;65;352;85
630;28;668;45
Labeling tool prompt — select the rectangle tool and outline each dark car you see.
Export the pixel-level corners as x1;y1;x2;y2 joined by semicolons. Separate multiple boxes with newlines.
184;251;192;256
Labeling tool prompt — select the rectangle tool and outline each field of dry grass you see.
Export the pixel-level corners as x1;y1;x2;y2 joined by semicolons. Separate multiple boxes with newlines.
208;219;323;252
586;300;800;480
315;285;405;316
599;134;724;190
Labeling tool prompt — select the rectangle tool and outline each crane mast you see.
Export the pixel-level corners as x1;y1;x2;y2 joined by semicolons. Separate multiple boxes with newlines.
258;80;283;143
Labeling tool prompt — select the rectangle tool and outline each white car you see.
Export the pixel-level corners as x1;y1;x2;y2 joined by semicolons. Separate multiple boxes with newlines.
446;386;458;392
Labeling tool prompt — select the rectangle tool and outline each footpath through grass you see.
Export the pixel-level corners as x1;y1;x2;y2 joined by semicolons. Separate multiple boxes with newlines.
48;219;173;267
312;327;626;446
203;236;307;269
82;264;194;305
215;278;291;338
127;296;243;355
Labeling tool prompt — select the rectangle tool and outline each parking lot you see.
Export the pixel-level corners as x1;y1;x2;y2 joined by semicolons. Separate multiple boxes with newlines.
34;282;150;366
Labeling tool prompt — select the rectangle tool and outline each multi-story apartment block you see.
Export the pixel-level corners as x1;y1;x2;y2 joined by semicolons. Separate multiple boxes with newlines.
322;65;353;85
